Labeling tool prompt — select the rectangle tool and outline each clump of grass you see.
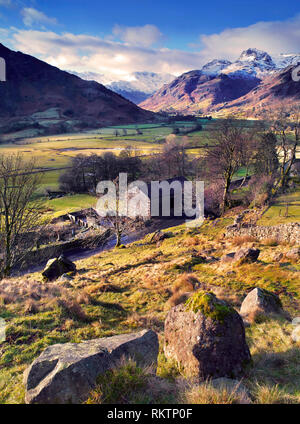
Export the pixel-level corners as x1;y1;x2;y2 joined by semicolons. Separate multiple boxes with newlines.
56;297;88;322
76;292;93;305
182;381;251;404
24;300;39;315
85;360;149;404
172;273;199;294
252;383;295;404
262;238;278;247
231;235;257;247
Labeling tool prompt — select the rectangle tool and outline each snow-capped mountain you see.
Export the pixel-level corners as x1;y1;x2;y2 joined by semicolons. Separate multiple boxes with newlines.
108;72;174;103
215;48;276;79
69;70;174;104
140;48;300;115
201;59;232;76
273;53;300;69
201;48;300;80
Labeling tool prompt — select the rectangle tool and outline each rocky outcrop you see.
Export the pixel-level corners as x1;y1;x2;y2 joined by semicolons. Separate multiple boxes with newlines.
164;292;251;380
42;255;76;281
24;329;159;404
240;288;287;324
221;248;260;264
226;223;300;245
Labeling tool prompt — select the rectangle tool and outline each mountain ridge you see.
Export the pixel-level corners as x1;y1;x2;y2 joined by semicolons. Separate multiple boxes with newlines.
0;43;154;138
140;48;300;116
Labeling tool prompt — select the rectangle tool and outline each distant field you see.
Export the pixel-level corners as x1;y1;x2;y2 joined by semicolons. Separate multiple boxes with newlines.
42;194;98;219
0;119;217;189
258;187;300;226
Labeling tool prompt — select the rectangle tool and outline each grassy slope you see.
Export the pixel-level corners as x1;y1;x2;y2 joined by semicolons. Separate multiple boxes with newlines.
0;212;299;404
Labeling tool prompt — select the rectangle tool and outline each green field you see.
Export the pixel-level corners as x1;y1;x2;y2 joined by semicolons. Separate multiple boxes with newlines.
258;187;300;226
42;194;98;218
0;120;216;191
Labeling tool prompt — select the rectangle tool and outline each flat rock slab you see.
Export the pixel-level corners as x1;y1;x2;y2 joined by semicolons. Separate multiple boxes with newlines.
24;329;158;404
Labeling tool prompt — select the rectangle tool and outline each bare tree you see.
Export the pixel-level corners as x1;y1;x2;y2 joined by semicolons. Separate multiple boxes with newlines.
100;176;143;248
0;154;44;277
265;105;299;191
205;119;254;214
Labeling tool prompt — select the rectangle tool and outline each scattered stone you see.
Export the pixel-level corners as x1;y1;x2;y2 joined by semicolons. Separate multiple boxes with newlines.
151;231;170;243
273;252;284;262
164;291;251;380
209;378;251;404
221;252;235;263
24;329;158;404
240;288;287;324
42;255;76;281
234;248;260;264
285;247;300;261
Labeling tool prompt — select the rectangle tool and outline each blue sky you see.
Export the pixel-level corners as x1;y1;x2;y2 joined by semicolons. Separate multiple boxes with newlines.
0;0;299;79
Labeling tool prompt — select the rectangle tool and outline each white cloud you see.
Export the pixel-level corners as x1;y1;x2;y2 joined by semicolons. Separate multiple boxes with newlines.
113;24;163;47
11;29;204;78
7;14;300;82
21;8;58;27
199;15;300;61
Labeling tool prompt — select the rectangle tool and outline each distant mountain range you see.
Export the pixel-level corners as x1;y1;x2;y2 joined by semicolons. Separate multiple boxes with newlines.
0;43;154;140
71;71;174;104
140;48;300;116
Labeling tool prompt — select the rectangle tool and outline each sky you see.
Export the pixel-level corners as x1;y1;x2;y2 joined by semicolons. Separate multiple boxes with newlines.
0;0;300;80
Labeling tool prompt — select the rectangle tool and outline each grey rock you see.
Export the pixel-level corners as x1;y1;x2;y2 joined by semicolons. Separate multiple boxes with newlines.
221;252;235;263
234;248;260;264
164;292;251;381
240;288;286;324
24;329;158;404
42;255;76;281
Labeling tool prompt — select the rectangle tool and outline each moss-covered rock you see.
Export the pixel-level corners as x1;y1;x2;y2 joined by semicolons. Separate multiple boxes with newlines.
185;291;235;323
164;291;251;381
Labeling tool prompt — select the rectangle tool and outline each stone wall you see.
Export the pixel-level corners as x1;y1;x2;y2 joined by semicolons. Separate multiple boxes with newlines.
226;223;300;245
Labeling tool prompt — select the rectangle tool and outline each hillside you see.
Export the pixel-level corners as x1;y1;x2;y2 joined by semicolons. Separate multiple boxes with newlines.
0;201;300;404
0;44;154;138
140;48;300;116
220;65;300;116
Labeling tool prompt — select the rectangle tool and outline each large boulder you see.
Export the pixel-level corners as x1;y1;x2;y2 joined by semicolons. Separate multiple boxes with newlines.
234;248;260;264
42;255;76;281
24;329;158;404
240;288;286;324
164;291;251;381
